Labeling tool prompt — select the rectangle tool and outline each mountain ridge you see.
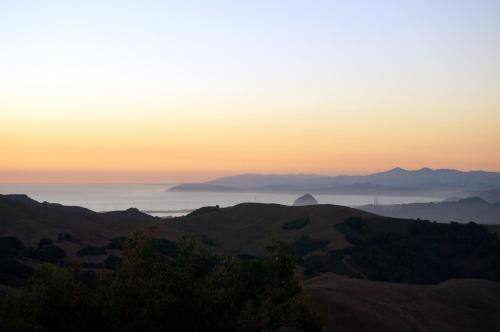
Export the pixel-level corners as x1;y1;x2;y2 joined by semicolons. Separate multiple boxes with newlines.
169;167;500;195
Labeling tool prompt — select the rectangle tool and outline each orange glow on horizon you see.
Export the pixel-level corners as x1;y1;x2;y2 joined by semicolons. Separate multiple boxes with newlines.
2;1;500;183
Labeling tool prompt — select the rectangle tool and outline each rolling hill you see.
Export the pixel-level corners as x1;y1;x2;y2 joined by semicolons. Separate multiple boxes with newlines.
0;194;178;246
304;274;500;332
2;194;500;331
2;194;500;283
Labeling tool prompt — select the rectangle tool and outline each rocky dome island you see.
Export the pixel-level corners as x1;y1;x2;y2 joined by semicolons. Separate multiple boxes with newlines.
293;193;318;206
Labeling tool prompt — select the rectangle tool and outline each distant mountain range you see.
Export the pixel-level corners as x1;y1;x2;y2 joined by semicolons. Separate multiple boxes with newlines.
169;167;500;196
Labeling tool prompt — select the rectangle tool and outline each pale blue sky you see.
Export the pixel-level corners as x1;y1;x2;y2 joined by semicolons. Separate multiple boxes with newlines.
2;1;500;180
2;0;499;103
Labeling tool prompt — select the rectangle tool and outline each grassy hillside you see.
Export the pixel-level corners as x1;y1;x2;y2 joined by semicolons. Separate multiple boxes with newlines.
304;274;500;332
166;203;376;255
2;195;500;330
2;196;500;284
0;194;184;245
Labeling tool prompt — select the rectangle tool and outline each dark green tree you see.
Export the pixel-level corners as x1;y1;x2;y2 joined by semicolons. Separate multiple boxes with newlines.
1;232;322;332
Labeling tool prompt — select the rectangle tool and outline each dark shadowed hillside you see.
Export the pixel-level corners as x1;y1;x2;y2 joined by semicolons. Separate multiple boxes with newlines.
166;203;500;284
2;194;500;283
304;274;500;332
167;202;375;256
0;194;182;247
2;195;500;331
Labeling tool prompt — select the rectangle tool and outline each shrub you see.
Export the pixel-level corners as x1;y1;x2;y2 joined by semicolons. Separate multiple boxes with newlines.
34;246;65;263
334;217;500;284
293;236;329;257
81;262;103;269
0;237;24;258
1;233;322;332
106;237;126;250
57;233;81;244
76;246;106;257
103;255;122;270
334;218;367;245
38;238;53;246
154;238;177;257
1;264;99;331
198;234;217;246
303;251;358;279
282;217;311;230
0;258;34;287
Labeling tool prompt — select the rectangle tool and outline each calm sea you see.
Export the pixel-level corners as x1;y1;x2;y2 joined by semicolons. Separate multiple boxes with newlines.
0;184;440;217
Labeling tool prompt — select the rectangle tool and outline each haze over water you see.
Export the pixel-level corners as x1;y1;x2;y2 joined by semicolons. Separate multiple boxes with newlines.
0;183;439;217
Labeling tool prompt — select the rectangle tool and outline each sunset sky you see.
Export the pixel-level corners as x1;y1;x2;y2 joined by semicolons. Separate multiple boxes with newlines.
1;1;500;183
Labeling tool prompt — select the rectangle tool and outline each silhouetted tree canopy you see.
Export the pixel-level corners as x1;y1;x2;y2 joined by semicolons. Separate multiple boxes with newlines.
331;218;500;283
0;232;322;332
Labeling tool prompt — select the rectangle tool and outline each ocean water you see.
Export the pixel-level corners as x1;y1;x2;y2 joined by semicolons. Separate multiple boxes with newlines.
0;184;440;217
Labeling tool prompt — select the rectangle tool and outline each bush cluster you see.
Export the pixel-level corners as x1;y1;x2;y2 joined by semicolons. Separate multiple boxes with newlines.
1;233;322;332
334;218;500;283
282;217;311;230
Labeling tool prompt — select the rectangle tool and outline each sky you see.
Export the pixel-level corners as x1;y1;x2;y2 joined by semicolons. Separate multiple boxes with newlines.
1;0;500;183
